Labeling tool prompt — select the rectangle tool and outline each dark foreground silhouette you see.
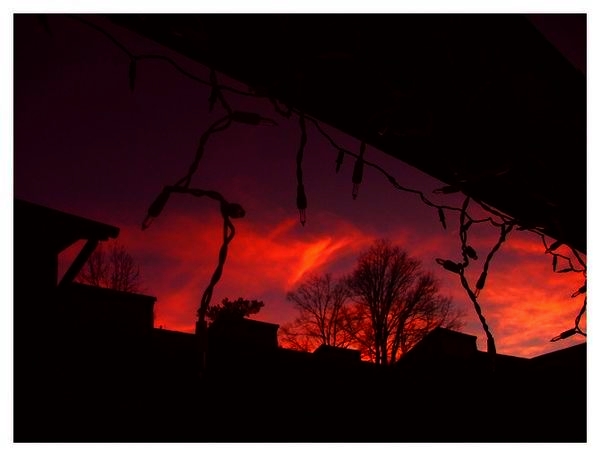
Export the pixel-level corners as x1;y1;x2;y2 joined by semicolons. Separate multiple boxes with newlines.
14;199;586;442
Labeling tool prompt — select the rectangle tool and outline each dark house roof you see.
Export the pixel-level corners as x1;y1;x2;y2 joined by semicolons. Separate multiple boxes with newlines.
401;326;479;358
14;198;121;289
14;198;119;254
59;282;156;335
531;340;587;370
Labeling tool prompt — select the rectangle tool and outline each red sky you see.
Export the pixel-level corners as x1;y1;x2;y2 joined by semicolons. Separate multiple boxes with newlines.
14;14;587;359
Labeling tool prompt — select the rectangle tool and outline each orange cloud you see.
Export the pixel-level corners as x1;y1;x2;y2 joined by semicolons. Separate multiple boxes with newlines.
63;205;587;358
111;208;374;332
287;237;354;286
443;230;586;357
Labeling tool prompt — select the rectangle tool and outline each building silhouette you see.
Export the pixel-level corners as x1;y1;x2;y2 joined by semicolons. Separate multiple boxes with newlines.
13;199;586;442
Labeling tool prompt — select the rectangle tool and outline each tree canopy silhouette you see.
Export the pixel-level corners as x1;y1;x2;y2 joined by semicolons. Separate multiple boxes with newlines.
77;240;143;293
206;297;265;324
279;273;353;351
281;239;463;363
348;239;463;364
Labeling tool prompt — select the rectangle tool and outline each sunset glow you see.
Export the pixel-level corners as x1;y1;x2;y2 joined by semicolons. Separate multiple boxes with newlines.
22;14;587;361
56;202;586;360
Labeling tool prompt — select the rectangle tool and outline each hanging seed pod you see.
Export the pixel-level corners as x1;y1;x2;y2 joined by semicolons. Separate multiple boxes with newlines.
438;208;446;230
436;258;463;274
352;142;366;199
296;184;307;226
222;202;246;219
335;149;345;173
142;188;171;230
475;271;487;293
550;328;577;342
464;246;478;260
352;158;364;200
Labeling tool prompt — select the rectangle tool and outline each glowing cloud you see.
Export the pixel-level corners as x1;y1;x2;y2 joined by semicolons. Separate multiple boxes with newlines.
111;208;373;333
287;237;354;286
66;204;586;358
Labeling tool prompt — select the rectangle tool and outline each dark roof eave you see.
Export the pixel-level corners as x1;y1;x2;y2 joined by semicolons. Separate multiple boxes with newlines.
15;198;120;252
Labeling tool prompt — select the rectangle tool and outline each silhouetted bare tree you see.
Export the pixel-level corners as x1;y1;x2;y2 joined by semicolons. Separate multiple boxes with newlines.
279;273;353;351
348;239;463;365
206;297;265;324
77;240;143;293
280;240;463;363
